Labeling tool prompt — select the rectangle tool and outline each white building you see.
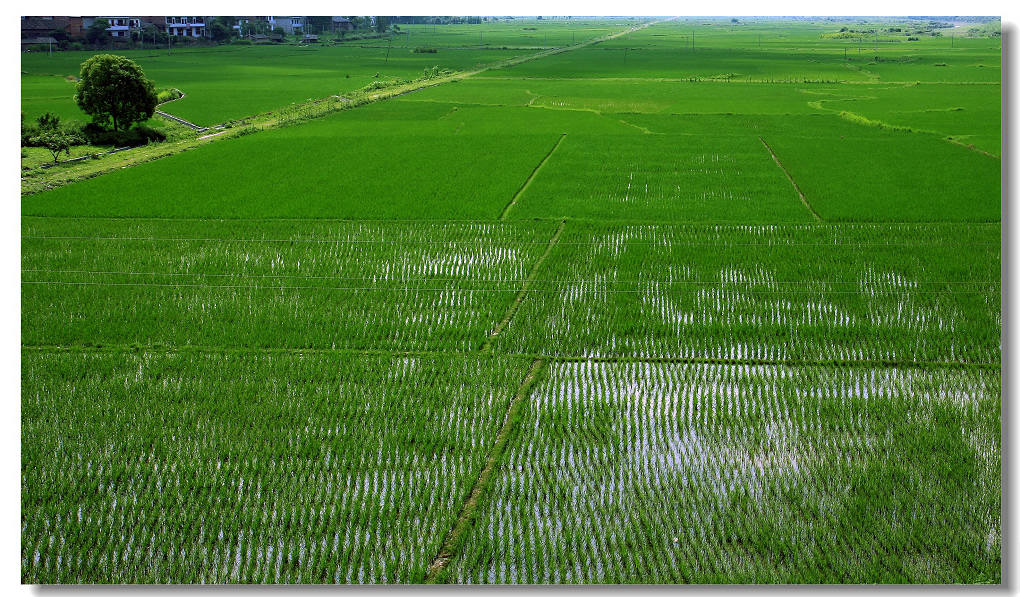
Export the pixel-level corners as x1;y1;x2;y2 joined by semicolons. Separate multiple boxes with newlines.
165;16;206;37
267;16;304;35
99;17;141;38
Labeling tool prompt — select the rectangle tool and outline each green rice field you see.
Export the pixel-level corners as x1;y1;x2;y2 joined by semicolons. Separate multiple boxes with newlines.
21;16;1001;584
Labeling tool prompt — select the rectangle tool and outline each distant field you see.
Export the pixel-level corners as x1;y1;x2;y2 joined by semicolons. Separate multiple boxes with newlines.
21;44;529;125
21;100;567;219
22;17;1001;585
483;19;1001;83
399;18;634;48
22;99;1000;223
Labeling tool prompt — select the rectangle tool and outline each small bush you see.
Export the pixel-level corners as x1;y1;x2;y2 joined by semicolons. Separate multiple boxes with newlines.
37;113;61;131
357;78;411;93
413;47;437;53
22;125;38;146
156;88;184;103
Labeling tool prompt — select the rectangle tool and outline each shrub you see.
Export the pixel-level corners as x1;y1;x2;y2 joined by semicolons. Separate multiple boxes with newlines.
358;79;411;93
157;88;185;103
22;124;38;146
413;47;438;53
37;112;61;131
81;122;166;147
30;128;86;163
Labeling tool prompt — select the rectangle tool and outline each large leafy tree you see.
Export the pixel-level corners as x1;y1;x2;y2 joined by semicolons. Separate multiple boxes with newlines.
241;20;271;36
85;19;109;45
305;16;332;34
209;16;235;41
74;54;158;132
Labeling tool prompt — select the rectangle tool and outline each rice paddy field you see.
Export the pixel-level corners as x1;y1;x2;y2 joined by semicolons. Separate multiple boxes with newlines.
21;17;1001;584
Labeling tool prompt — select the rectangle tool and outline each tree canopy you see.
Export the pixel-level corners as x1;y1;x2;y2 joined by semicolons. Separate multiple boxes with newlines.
74;54;158;132
85;19;109;45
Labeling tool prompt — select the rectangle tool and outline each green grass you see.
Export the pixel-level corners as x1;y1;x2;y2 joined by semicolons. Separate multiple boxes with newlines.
22;218;558;351
505;125;815;223
21;44;533;126
448;361;1000;583
21;100;570;219
399;19;634;49
802;83;1001;156
21;16;1002;585
404;77;842;114
496;222;1000;365
759;115;1000;221
22;350;531;583
479;19;1000;83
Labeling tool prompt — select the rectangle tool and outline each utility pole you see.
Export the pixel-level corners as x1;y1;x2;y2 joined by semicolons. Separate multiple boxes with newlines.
385;35;392;62
624;46;628;65
692;28;695;52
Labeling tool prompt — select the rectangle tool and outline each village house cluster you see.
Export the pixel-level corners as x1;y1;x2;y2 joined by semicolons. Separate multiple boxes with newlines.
21;16;360;49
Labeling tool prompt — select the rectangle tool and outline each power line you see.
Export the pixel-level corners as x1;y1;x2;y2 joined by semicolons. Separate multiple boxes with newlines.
21;279;1000;295
22;268;1001;286
21;235;1001;248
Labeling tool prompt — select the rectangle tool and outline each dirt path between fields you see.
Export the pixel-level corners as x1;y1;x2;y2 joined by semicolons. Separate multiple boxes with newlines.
425;358;548;583
480;220;566;353
24;20;666;196
759;136;823;222
499;133;567;220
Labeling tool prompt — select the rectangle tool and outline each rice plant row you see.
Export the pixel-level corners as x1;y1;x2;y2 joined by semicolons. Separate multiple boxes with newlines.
447;360;1000;583
507;132;819;223
496;222;1000;365
21;351;532;583
22;218;559;352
